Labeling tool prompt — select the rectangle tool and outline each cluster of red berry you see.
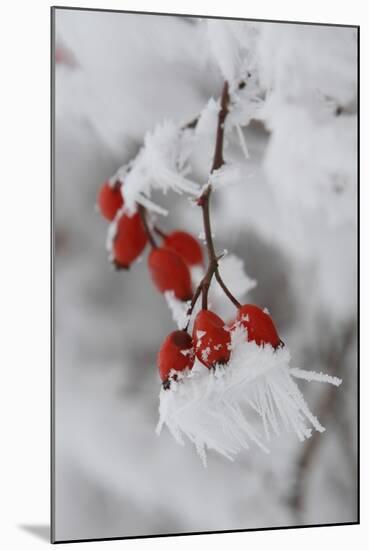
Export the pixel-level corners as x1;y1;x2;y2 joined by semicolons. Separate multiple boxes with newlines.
97;180;203;300
158;304;282;387
97;178;282;390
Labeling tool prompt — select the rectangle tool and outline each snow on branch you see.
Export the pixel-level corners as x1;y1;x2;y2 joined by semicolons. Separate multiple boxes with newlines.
157;326;341;466
209;163;254;191
290;368;342;386
116;120;200;215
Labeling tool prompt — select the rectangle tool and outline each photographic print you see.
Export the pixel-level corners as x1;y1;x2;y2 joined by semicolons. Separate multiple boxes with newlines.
51;7;359;543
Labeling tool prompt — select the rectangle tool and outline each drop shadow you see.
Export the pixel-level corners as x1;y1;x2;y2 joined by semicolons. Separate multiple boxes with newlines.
19;524;50;542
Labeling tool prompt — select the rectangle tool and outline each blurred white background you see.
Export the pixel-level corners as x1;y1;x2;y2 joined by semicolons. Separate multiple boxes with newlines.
2;2;366;549
53;8;358;542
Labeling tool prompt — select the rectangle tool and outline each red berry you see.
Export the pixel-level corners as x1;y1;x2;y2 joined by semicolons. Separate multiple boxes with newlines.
163;230;203;266
97;181;124;221
236;304;281;348
193;309;231;368
148;247;193;301
112;212;148;269
157;330;195;383
55;45;76;67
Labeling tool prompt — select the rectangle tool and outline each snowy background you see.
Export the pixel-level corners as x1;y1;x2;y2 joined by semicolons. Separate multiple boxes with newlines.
53;9;358;541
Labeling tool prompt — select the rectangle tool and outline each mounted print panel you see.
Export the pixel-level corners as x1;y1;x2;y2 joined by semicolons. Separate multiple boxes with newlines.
51;7;359;543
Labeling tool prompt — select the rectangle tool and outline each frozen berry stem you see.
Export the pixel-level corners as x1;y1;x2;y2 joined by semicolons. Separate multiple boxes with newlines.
153;226;168;239
187;81;241;322
137;204;157;248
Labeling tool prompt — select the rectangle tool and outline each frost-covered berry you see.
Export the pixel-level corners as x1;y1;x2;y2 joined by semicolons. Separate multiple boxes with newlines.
163;230;203;266
148;247;193;301
112;212;148;269
193;309;231;368
157;330;195;384
236;304;282;349
97;181;124;221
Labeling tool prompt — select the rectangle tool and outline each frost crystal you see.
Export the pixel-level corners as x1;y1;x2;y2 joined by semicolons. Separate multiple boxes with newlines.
206;20;259;84
118;120;200;215
209;164;254;191
157;326;341;466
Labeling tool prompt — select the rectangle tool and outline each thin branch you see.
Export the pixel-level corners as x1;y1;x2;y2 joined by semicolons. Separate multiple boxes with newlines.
137;204;157;248
185;256;219;329
136;81;244;321
192;81;242;312
215;270;241;308
153;226;168;239
211;81;230;172
185;282;203;330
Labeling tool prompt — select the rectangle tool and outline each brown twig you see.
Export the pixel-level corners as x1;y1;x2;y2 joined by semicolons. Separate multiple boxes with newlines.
184;255;221;330
138;81;243;326
215;270;241;308
153;226;168;239
181;78;247;132
121;79;248;263
137;204;157;248
184;82;242;329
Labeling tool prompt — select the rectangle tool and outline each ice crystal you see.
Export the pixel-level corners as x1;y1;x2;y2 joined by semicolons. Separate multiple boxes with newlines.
117;120;200;215
157;326;341;466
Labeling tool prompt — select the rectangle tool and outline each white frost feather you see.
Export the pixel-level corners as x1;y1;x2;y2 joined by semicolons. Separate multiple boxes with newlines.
209;164;254;191
157;326;341;465
206;20;259;84
119;120;200;215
